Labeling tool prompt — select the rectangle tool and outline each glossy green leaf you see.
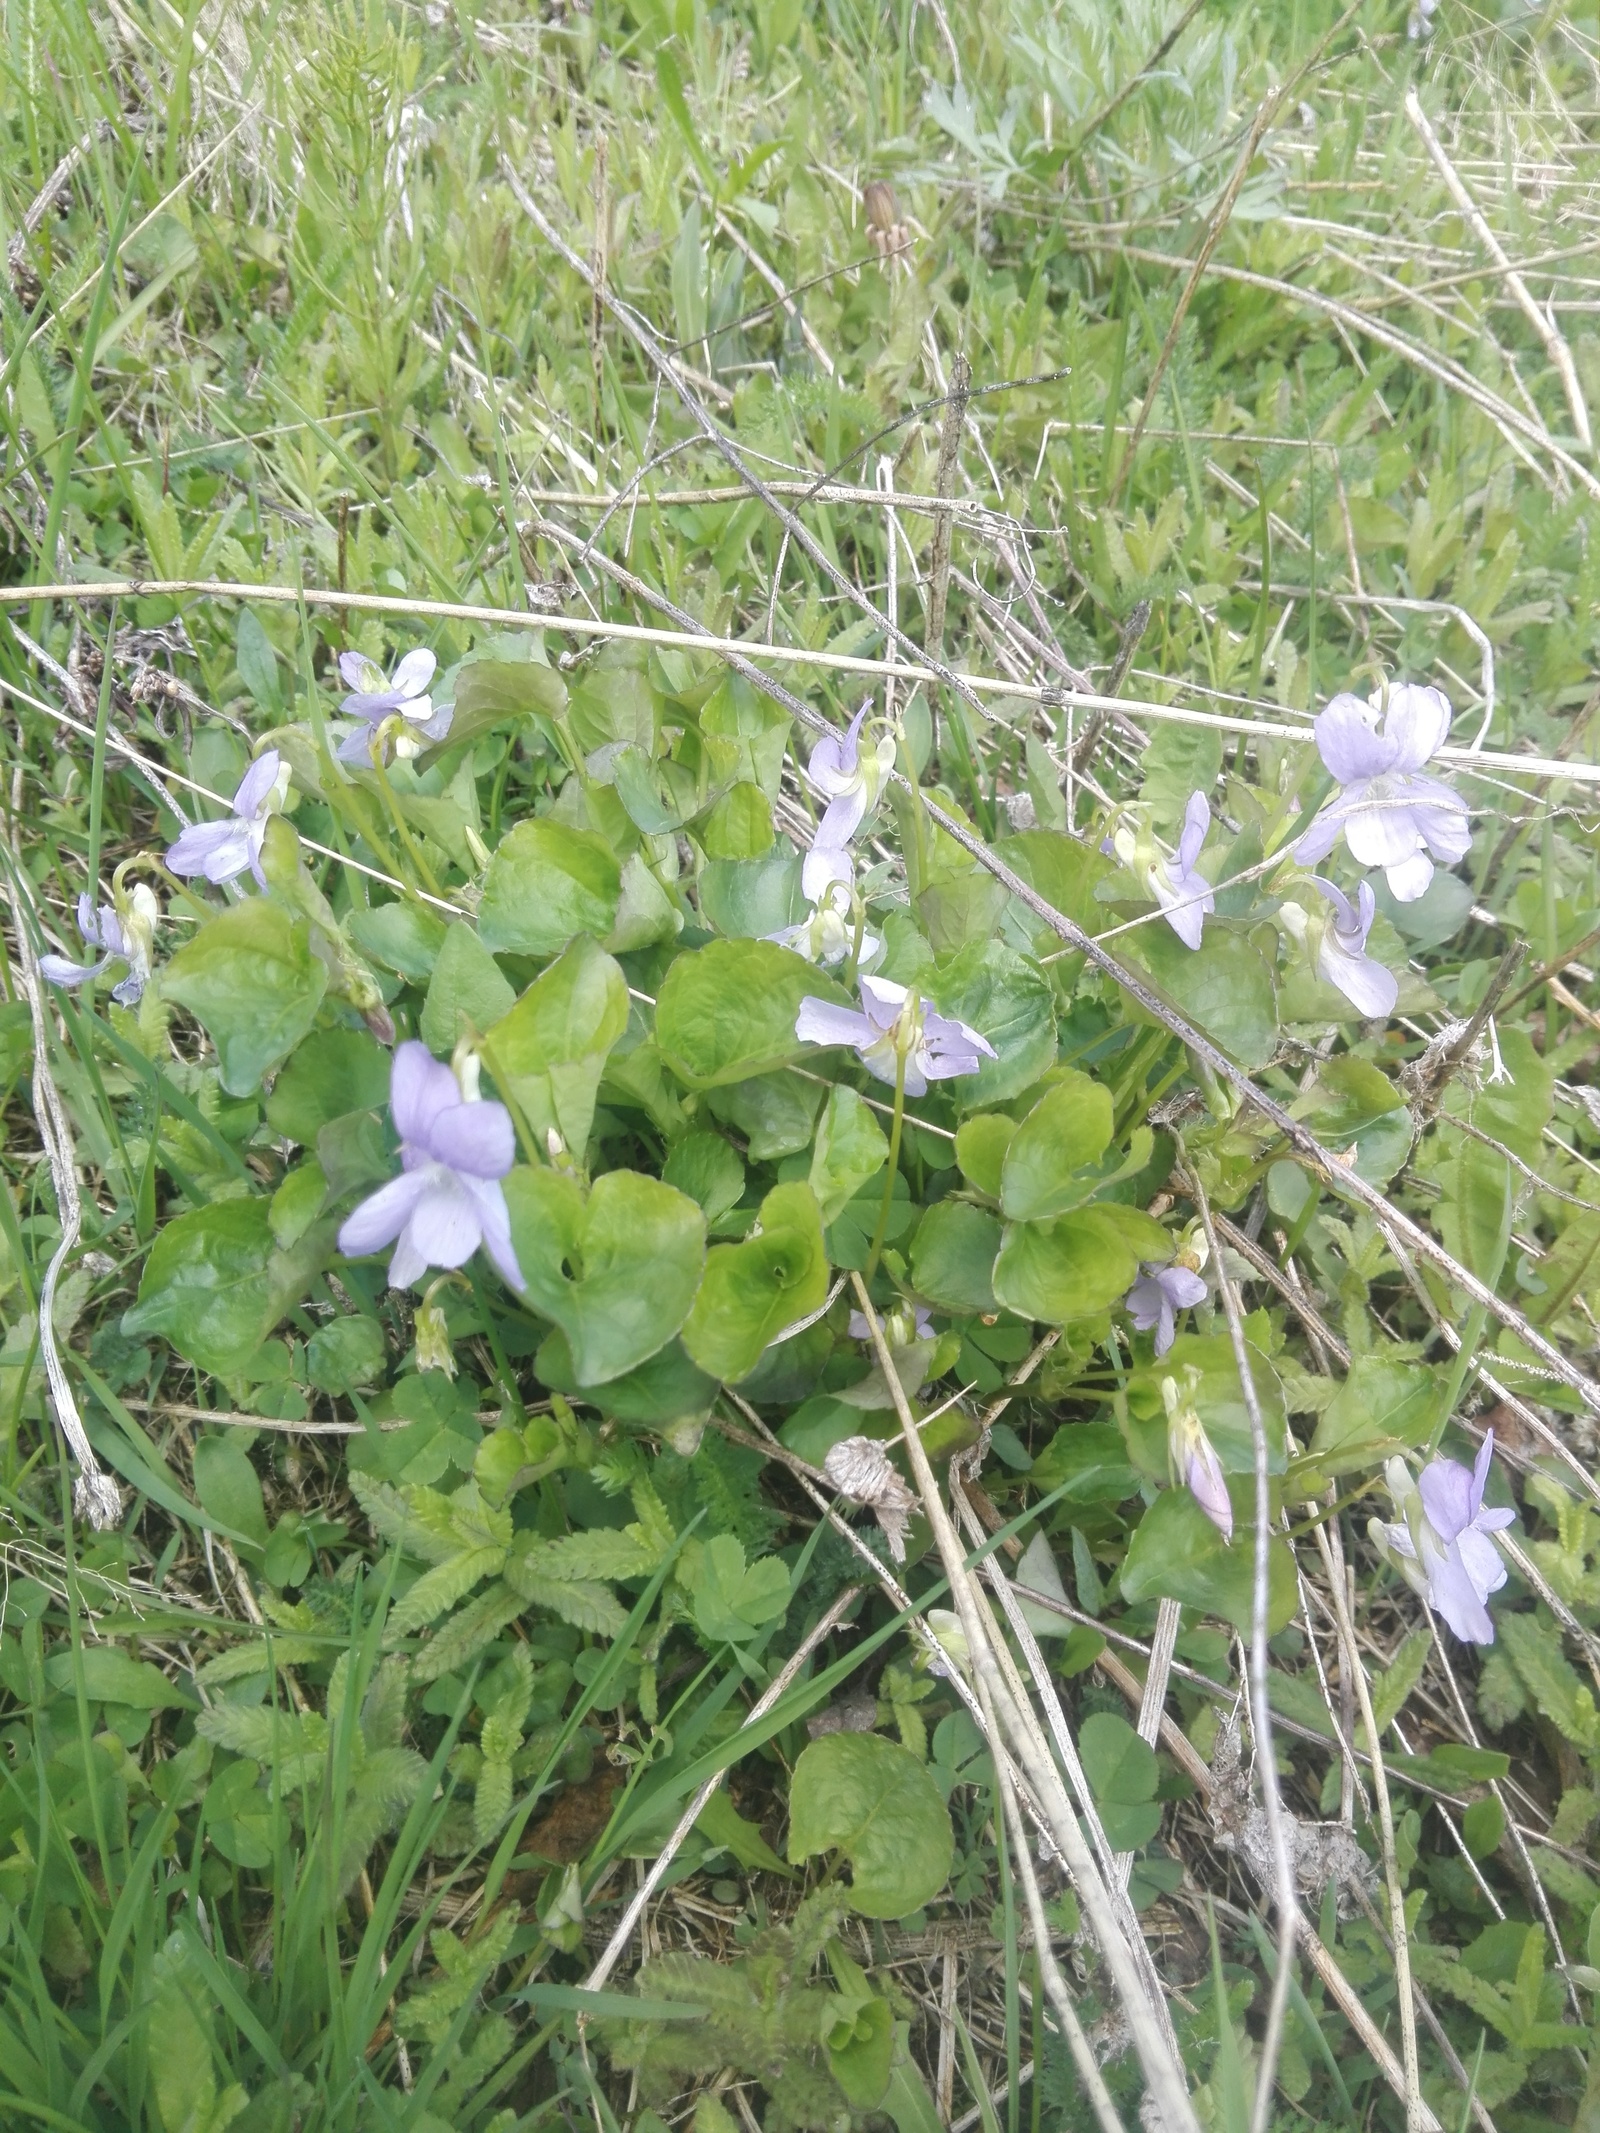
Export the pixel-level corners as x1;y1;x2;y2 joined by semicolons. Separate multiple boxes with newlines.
992;1204;1170;1322
1303;1355;1445;1480
953;1113;1015;1199
124;1200;329;1379
683;1180;828;1381
928;940;1056;1107
697;853;805;938
705;1069;823;1159
656;938;849;1089
478;819;622;957
1435;1130;1514;1289
484;934;629;1156
999;1072;1115;1221
347;900;447;981
787;1731;953;1919
419;921;516;1056
809;1085;889;1226
662;1132;746;1223
192;1436;268;1547
1121;1488;1296;1634
506;1167;706;1386
1129;924;1278;1071
265;1028;390;1145
827;1994;895;2109
909;1201;1000;1315
162;900;327;1096
536;1332;716;1424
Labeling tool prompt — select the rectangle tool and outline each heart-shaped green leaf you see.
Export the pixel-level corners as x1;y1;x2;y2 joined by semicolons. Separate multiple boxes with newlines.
162;900;327;1096
683;1180;828;1381
478;819;622;958
992;1203;1171;1322
1120;1488;1296;1633
656;938;849;1089
787;1731;953;1919
999;1072;1115;1221
484;934;629;1158
506;1167;705;1385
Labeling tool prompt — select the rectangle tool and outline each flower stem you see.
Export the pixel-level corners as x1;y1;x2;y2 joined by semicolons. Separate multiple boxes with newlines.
370;739;444;899
863;1046;907;1286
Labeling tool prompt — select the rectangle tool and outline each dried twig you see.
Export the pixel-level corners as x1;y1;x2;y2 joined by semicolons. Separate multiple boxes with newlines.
1405;89;1592;452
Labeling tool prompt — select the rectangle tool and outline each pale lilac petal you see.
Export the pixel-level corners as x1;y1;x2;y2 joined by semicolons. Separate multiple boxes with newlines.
1470;1430;1495;1515
796;998;874;1050
857;974;909;1028
1454;1526;1508;1601
1319;937;1399;1019
429;1099;515;1179
1311;876;1361;937
1343;797;1425;874
1161;1266;1208;1309
1126;1271;1176;1351
417;703;454;743
807;711;865;796
40;954;109;988
802;843;853;903
1315;693;1390;783
1384;683;1452;774
918;1046;981;1084
234;750;282;821
401;1169;484;1273
336;723;381;765
75;892;99;942
461;1173;523;1289
110;969;147;1007
1426;1543;1495;1643
390;1040;459;1146
166;819;253;882
1292;803;1347;868
339;1169;431;1258
390;648;437;699
339;651;377;689
1383;850;1436;903
816;787;868;849
1418;1456;1476;1543
387;1224;431;1290
1411;797;1473;864
1177;791;1210;872
923;1007;996;1061
1155;870;1210;949
1186;1439;1233;1540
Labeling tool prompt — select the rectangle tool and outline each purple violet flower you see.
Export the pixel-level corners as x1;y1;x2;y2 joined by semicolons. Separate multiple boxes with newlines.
1293;683;1471;902
1373;1435;1513;1644
1125;1261;1208;1357
336;648;452;764
165;751;287;888
768;842;882;969
848;1302;935;1343
1114;792;1213;948
805;703;896;849
795;973;996;1097
1164;1377;1232;1541
1311;877;1398;1019
41;884;159;1007
338;1041;523;1292
1151;791;1216;949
